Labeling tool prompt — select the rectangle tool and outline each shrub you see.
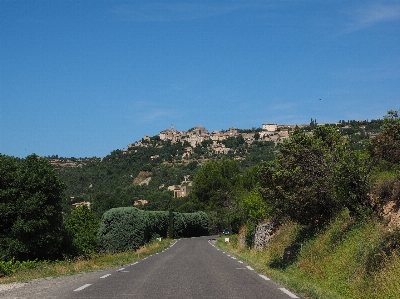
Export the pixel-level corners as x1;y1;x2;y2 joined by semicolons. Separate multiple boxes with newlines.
259;127;371;226
98;207;148;253
65;205;100;257
0;154;65;261
98;207;209;253
145;211;169;238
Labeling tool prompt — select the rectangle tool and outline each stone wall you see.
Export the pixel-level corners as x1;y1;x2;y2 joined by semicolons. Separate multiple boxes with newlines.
253;222;275;250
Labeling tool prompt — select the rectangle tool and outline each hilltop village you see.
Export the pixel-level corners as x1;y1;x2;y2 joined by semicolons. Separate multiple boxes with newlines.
128;123;311;155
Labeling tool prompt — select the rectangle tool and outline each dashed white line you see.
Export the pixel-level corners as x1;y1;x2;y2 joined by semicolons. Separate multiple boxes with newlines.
279;288;299;298
73;284;91;291
246;266;254;270
259;274;270;281
238;261;243;263
231;257;237;260
117;268;125;271
100;274;111;279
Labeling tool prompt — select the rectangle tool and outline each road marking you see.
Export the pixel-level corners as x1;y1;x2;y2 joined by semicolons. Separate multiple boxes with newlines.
246;266;254;270
259;274;270;281
73;284;91;291
238;261;243;263
279;288;299;298
117;268;125;271
100;274;111;279
131;262;138;266
121;271;129;273
227;254;231;257
236;268;247;269
231;257;237;260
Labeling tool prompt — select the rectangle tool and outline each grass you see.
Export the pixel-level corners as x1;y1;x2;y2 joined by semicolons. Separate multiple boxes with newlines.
217;210;400;299
0;238;173;285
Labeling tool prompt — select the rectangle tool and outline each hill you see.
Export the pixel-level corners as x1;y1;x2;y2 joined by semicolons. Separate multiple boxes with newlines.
52;119;383;217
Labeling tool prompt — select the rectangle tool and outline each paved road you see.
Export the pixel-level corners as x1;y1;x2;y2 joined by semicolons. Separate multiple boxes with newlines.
0;236;302;298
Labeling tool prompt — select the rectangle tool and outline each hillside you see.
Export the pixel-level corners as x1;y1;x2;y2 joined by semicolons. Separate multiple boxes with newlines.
52;119;383;217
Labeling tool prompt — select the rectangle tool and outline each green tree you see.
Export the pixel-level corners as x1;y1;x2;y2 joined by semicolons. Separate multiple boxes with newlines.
65;205;100;257
190;158;242;232
259;127;371;226
368;109;400;165
0;154;66;260
239;190;270;224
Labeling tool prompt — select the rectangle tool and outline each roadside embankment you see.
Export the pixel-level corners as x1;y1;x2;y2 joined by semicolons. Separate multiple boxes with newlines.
217;210;400;299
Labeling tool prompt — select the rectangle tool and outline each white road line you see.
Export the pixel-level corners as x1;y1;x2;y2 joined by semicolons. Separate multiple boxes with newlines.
238;261;243;263
117;268;125;271
131;262;138;266
259;274;270;281
231;257;237;260
279;288;299;298
73;284;91;291
246;266;254;270
100;274;111;279
121;271;129;273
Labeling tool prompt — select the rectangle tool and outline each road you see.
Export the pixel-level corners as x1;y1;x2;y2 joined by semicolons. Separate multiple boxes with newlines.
0;236;302;298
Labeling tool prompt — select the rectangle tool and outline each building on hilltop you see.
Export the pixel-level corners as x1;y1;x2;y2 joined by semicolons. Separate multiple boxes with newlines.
262;124;278;132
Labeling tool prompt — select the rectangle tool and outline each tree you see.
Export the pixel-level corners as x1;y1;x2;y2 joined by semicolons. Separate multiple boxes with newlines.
190;158;242;232
259;127;371;226
368;109;400;165
0;154;66;260
65;205;100;257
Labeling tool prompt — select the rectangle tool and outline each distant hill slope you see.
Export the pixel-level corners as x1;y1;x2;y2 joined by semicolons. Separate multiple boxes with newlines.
53;119;383;217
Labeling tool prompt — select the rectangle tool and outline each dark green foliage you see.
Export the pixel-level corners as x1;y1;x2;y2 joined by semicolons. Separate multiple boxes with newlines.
98;207;209;253
145;211;169;238
368;109;400;164
65;205;100;257
245;222;256;248
190;158;242;232
0;154;65;261
98;207;147;253
171;211;209;238
259;127;371;226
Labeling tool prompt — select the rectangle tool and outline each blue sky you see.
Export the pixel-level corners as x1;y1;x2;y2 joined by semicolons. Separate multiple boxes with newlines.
1;0;399;158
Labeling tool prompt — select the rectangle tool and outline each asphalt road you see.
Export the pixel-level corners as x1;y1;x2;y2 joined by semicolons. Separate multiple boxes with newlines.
0;236;302;298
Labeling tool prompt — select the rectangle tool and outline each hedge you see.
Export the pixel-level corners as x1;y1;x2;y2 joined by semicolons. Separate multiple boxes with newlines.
98;207;148;253
98;207;209;253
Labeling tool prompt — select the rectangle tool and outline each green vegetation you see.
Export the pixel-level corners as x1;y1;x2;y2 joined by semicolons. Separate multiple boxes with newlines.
98;207;208;253
0;239;172;283
0;154;66;261
1;109;399;298
259;126;371;226
217;210;400;299
65;205;100;257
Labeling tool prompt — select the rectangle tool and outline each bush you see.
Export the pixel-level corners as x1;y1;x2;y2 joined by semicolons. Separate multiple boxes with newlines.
145;211;169;238
98;207;148;253
65;205;100;257
98;207;209;253
259;127;371;226
0;154;65;261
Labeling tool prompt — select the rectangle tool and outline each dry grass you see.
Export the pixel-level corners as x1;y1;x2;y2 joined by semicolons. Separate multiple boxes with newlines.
0;239;173;285
218;212;400;299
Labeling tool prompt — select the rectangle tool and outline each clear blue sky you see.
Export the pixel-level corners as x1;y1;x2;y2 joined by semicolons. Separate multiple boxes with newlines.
1;1;399;158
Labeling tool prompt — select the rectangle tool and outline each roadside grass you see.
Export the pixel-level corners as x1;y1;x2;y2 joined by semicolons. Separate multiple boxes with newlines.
217;210;400;299
0;238;173;285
